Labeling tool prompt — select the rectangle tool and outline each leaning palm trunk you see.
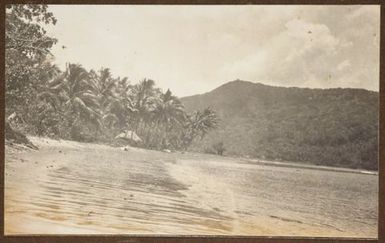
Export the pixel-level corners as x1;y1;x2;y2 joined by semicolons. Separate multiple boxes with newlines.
161;123;171;149
133;119;140;141
162;129;167;149
144;121;156;148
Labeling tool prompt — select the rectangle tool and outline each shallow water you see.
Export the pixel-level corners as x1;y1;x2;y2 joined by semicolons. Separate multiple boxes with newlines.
5;138;378;237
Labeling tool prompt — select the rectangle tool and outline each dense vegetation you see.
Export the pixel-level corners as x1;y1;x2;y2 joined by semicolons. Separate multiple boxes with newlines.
181;80;379;170
5;5;218;151
6;5;378;170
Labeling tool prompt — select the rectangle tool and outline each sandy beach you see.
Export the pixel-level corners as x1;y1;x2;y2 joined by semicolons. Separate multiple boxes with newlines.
5;137;378;237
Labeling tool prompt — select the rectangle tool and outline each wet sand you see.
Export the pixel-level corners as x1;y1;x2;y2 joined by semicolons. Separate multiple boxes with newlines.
5;137;378;237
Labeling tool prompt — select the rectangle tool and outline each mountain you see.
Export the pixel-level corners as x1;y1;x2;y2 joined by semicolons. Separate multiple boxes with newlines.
181;80;379;170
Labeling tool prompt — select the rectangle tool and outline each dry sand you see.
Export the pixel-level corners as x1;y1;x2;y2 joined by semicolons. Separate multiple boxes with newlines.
5;137;378;237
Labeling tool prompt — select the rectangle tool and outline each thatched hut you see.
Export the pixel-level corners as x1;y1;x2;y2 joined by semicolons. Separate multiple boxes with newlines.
115;130;142;146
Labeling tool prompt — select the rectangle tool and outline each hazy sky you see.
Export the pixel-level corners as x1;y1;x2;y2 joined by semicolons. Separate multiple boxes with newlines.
45;5;380;97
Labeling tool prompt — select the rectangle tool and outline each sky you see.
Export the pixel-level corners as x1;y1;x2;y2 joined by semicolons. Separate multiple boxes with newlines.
45;5;380;97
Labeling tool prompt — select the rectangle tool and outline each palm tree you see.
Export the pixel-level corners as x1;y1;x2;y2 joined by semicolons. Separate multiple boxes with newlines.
181;107;219;149
129;78;159;138
36;62;62;111
34;62;62;136
193;107;219;138
48;63;102;140
103;77;136;132
152;89;186;149
90;67;116;110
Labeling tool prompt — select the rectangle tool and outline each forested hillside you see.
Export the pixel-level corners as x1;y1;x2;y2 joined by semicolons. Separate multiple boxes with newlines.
181;80;379;170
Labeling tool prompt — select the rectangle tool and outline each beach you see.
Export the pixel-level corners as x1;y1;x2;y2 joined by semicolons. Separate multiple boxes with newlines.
5;137;378;237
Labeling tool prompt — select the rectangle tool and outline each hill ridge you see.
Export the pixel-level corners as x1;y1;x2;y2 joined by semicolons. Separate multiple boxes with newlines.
180;80;378;170
182;79;378;100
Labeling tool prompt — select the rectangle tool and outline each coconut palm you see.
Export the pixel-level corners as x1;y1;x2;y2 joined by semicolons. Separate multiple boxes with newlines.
103;77;136;131
181;107;219;149
192;107;219;137
129;78;160;136
31;61;62;137
48;63;102;140
36;62;62;111
90;67;116;110
152;89;186;148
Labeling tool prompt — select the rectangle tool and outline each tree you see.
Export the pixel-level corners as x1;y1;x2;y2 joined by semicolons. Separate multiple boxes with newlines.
5;4;58;145
6;5;57;116
48;63;102;140
152;89;186;149
103;77;136;134
4;5;222;151
34;61;63;137
181;107;219;150
129;79;160;137
90;68;116;110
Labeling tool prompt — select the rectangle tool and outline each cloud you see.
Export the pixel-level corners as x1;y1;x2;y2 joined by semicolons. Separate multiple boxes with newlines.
222;6;379;91
45;5;380;96
284;19;340;58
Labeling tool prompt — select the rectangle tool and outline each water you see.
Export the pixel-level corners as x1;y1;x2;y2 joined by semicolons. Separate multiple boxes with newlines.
5;138;378;237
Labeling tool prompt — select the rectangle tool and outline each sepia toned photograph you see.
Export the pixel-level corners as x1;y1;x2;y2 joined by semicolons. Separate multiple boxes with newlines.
4;4;380;238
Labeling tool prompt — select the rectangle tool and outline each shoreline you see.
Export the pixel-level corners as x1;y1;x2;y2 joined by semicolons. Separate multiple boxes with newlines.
5;136;378;236
12;135;378;176
244;158;378;176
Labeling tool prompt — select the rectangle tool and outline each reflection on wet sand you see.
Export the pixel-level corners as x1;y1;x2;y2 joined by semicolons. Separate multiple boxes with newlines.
5;137;378;237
